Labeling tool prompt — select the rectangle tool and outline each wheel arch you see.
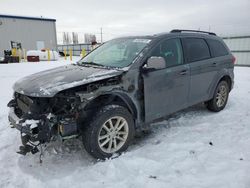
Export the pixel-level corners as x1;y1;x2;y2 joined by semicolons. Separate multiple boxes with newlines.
219;75;232;91
83;92;138;119
209;73;233;99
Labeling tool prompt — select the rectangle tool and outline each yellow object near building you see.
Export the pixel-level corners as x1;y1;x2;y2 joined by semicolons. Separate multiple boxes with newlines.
18;49;22;62
81;48;86;57
23;49;27;61
69;48;73;61
64;49;67;60
12;48;17;56
47;49;51;61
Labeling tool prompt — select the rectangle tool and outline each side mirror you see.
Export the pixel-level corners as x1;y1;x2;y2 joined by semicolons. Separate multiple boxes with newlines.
144;56;166;71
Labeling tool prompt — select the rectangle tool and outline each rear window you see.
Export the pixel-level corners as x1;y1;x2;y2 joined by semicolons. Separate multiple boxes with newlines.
207;39;229;57
183;38;210;62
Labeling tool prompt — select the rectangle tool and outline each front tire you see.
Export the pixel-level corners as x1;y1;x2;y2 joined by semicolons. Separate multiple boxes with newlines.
82;105;135;159
206;80;229;112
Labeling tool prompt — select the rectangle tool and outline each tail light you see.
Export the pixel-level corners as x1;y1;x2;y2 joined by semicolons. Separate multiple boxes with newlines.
232;56;236;64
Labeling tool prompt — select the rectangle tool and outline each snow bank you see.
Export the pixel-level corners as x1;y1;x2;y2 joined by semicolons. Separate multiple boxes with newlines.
0;60;250;188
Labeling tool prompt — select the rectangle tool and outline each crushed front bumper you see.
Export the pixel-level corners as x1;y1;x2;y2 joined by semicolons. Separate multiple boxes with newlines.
8;107;33;136
8;107;51;155
8;107;79;155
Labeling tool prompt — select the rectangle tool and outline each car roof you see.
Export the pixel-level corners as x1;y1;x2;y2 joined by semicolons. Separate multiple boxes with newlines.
114;30;222;41
153;32;222;40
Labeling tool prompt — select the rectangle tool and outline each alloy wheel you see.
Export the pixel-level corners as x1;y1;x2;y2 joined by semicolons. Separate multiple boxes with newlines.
98;116;129;153
216;85;228;107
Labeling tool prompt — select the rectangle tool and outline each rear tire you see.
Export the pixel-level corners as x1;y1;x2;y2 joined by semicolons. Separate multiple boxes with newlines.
206;80;229;112
82;105;135;159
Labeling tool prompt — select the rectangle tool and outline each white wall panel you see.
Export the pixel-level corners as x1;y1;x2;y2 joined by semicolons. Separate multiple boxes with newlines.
223;36;250;66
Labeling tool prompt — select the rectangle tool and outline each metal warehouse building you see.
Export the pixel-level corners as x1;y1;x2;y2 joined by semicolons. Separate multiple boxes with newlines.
223;36;250;66
0;14;57;57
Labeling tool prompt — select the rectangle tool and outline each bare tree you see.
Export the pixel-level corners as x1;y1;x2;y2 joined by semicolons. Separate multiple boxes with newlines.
63;32;72;44
84;33;97;44
72;32;79;44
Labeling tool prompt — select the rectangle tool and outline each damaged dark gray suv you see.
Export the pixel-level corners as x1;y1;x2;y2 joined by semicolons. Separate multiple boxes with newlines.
8;29;235;159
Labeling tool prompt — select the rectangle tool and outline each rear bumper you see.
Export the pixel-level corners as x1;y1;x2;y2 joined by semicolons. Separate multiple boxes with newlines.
231;80;234;91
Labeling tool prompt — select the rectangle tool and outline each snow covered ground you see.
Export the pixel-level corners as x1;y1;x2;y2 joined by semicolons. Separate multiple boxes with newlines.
0;58;250;188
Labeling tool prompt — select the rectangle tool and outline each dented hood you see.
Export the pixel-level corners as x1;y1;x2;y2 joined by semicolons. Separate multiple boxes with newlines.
13;64;124;97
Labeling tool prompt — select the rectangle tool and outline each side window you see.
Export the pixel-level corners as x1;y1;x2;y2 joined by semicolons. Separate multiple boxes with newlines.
183;38;210;62
207;39;229;57
150;38;183;68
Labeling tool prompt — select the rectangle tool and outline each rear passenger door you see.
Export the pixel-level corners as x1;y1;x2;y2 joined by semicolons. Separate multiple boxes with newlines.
182;38;217;105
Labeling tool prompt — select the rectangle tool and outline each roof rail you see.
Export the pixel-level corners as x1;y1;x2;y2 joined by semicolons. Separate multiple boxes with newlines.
170;29;216;36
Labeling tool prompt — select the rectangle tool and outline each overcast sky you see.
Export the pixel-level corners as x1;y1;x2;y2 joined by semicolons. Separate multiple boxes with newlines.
0;0;250;43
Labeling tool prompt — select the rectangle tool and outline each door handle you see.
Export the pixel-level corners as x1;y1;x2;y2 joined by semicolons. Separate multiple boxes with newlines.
179;70;188;75
210;62;217;67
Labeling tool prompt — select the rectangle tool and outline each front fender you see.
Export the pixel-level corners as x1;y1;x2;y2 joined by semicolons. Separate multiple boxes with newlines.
77;87;138;119
109;91;138;117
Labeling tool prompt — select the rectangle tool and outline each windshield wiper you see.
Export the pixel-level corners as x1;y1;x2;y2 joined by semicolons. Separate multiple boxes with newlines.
77;61;103;67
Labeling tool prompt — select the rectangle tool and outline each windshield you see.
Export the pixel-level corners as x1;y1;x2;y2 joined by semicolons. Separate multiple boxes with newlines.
78;38;151;68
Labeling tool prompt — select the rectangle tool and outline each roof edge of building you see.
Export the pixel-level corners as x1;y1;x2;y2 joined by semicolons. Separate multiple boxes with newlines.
0;14;56;22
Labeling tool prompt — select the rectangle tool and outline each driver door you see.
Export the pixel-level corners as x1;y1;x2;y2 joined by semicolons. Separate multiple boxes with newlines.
142;38;190;122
